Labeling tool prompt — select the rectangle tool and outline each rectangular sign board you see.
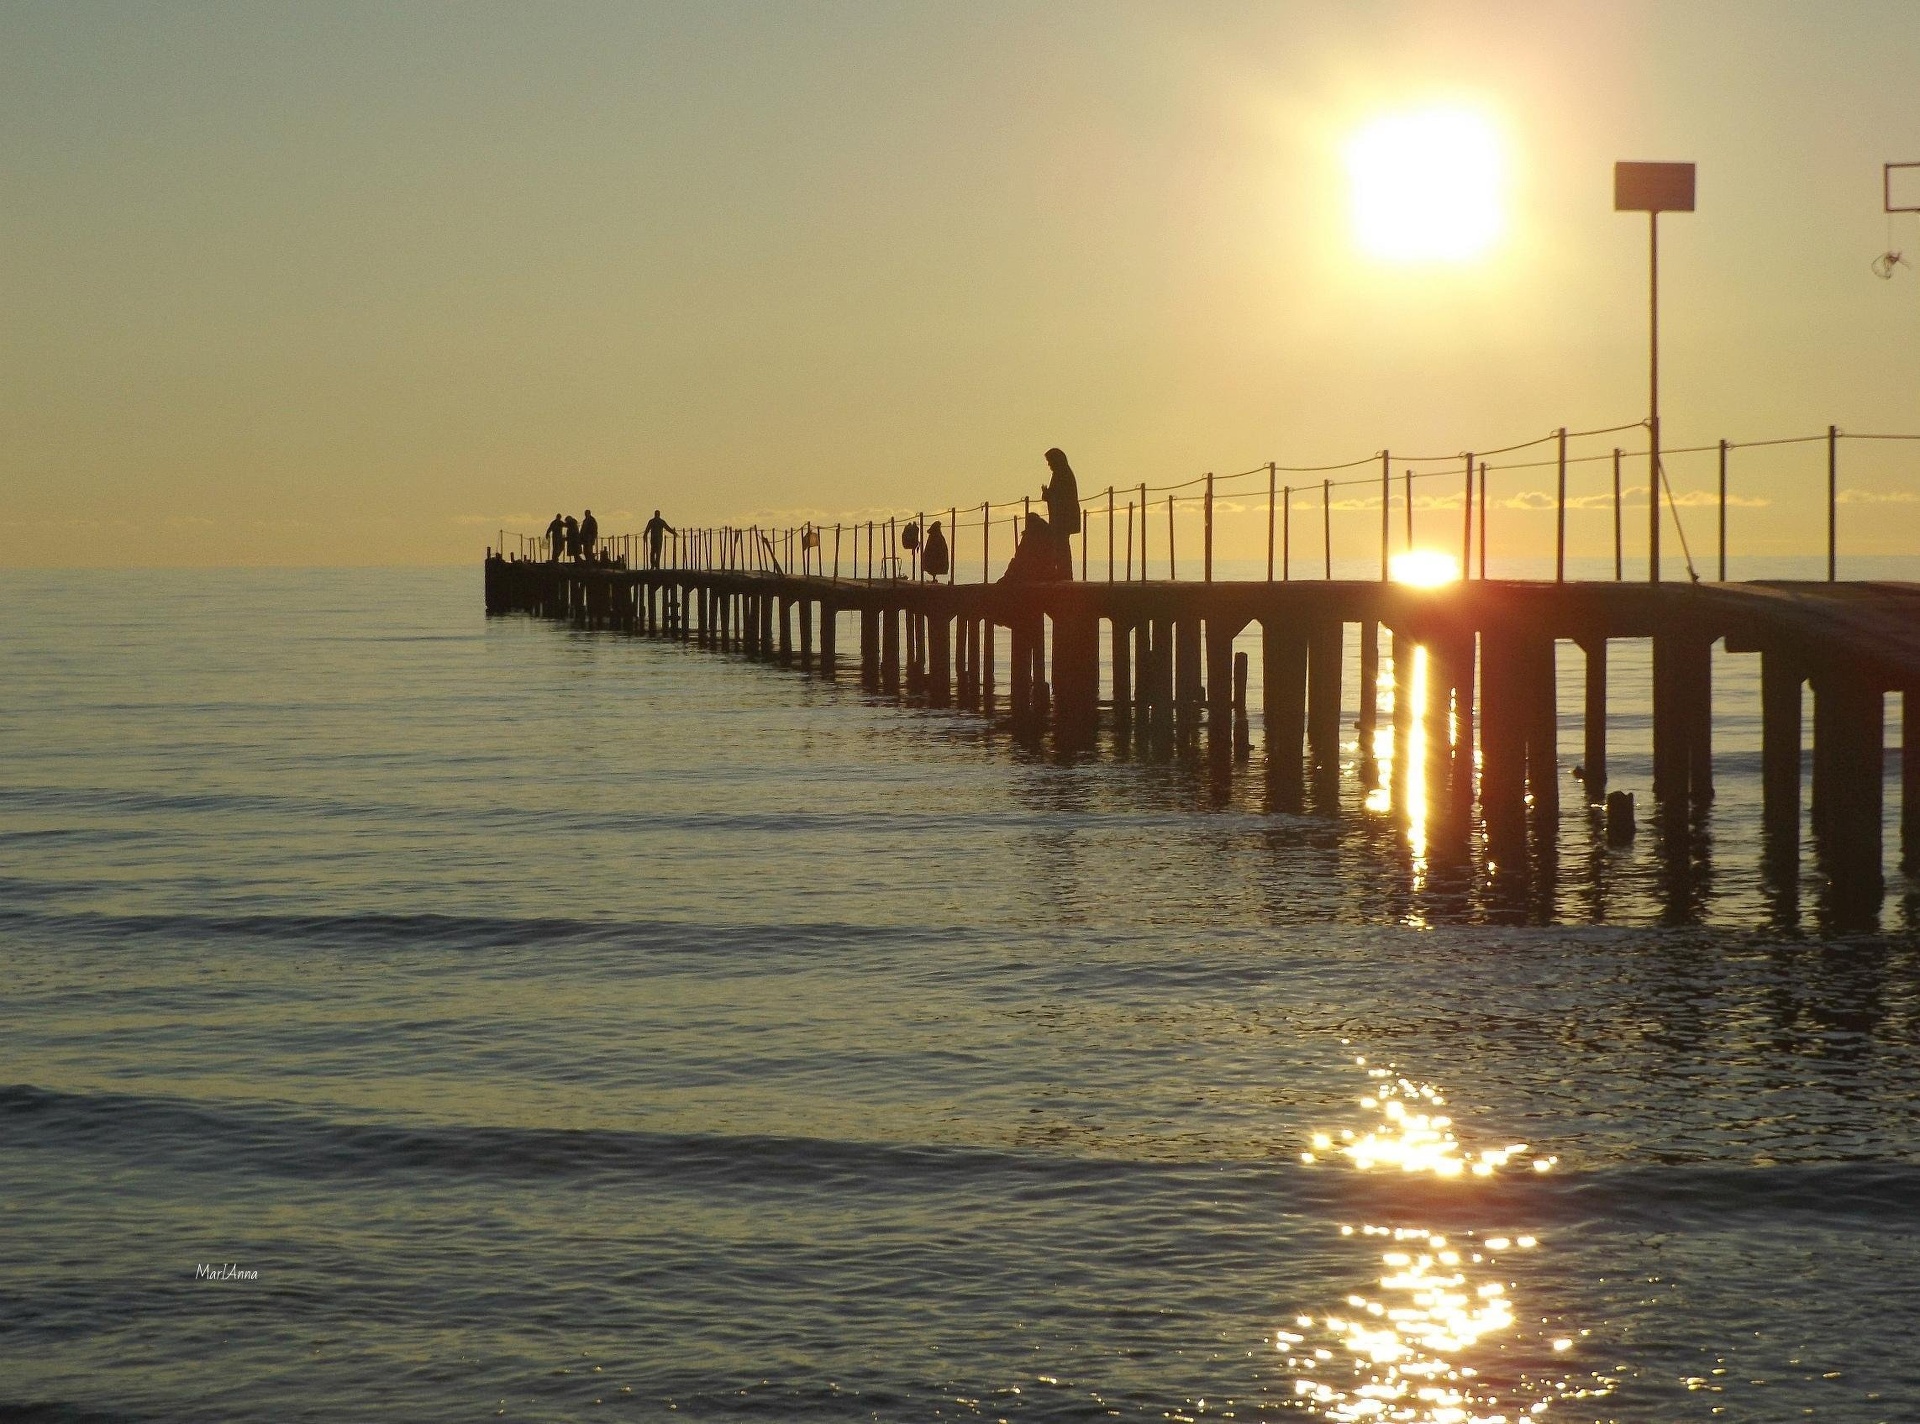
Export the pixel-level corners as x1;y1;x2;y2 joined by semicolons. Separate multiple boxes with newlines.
1887;162;1920;214
1615;161;1696;213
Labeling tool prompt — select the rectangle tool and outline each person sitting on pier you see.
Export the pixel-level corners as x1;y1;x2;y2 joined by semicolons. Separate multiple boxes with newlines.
920;520;949;580
998;512;1072;584
644;510;675;569
580;509;599;562
546;512;566;562
562;514;580;561
1041;447;1081;578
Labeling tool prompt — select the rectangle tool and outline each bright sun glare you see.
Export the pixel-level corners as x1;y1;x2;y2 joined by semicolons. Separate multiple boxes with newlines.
1390;549;1461;586
1346;106;1506;261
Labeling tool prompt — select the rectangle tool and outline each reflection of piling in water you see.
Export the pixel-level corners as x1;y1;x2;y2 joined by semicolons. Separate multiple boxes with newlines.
487;558;1920;920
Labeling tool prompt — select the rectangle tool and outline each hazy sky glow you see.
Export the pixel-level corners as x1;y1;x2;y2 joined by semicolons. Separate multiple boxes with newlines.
3;1;1918;566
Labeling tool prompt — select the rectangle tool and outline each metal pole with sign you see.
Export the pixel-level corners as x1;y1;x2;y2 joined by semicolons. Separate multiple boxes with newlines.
1615;161;1695;583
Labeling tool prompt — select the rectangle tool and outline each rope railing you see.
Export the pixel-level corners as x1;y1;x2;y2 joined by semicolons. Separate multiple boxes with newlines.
488;421;1918;587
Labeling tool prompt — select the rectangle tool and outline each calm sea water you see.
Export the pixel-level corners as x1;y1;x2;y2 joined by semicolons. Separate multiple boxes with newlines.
3;566;1918;1423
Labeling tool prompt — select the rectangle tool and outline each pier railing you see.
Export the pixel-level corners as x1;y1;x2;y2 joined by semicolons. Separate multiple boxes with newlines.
497;422;1920;585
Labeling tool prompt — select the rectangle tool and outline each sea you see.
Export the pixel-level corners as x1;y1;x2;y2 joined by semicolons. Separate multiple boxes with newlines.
3;564;1918;1423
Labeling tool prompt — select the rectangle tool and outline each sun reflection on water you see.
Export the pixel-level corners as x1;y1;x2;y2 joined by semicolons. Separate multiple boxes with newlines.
1283;1057;1608;1421
1298;1060;1557;1178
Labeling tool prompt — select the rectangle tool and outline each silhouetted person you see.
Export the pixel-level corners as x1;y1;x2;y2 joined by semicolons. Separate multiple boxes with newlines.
580;509;599;562
1041;447;1080;579
644;510;675;569
920;520;949;580
546;513;566;562
998;512;1070;583
563;514;580;562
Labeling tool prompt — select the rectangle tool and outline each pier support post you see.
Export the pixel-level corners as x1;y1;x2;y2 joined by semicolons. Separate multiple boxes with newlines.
1010;618;1035;731
778;598;793;663
819;604;836;679
1578;637;1607;802
982;621;996;716
1478;634;1527;864
1762;651;1803;842
1905;690;1919;872
1175;616;1202;750
1524;637;1560;829
1206;617;1238;767
956;618;976;708
1263;618;1307;809
1653;634;1712;808
1811;667;1884;905
860;608;880;688
1390;628;1412;810
1234;650;1251;761
1146;618;1174;758
1357;621;1379;787
798;599;813;668
1422;637;1454;821
928;613;952;708
1128;622;1149;755
1450;634;1476;838
882;607;901;694
1307;621;1343;787
1111;620;1132;745
1032;618;1051;725
1055;612;1099;752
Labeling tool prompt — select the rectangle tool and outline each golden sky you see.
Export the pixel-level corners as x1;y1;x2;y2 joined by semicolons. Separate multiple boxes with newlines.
3;1;1917;567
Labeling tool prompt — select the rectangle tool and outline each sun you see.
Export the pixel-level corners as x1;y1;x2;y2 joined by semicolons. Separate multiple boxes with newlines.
1390;549;1461;586
1346;106;1506;262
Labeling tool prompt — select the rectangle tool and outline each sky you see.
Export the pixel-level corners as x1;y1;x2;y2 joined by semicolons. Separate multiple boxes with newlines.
2;0;1917;567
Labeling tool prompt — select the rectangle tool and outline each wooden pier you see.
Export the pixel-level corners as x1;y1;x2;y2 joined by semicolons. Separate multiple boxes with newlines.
485;556;1919;917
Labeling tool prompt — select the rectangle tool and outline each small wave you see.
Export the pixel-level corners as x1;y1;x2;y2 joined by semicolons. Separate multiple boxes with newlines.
0;907;923;959
7;1085;1919;1228
0;1084;1125;1192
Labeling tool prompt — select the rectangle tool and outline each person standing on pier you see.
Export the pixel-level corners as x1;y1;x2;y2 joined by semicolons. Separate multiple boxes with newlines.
920;520;949;580
562;514;580;561
644;510;675;569
1041;447;1080;579
546;513;566;562
579;509;599;563
999;512;1065;583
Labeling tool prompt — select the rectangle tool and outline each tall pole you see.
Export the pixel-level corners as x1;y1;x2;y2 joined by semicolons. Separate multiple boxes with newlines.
1611;449;1622;580
1379;450;1390;581
1139;483;1148;579
1461;453;1474;578
1649;211;1662;584
1204;473;1214;582
1107;486;1115;582
1322;478;1332;579
1282;486;1291;580
1266;463;1277;582
1478;463;1488;580
1717;439;1728;581
1555;426;1568;582
1828;424;1838;581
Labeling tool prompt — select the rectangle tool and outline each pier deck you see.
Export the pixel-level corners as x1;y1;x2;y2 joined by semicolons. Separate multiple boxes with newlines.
485;556;1920;917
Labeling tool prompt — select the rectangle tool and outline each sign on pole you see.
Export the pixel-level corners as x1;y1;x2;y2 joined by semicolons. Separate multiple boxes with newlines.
1615;161;1696;213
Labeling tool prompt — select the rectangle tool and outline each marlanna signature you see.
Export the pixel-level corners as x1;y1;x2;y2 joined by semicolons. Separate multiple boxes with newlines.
194;1263;258;1281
